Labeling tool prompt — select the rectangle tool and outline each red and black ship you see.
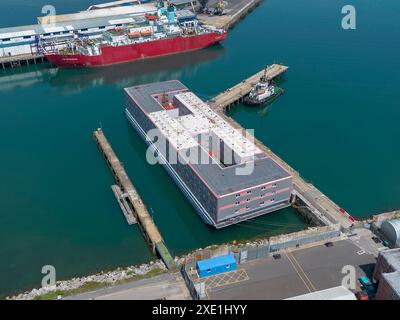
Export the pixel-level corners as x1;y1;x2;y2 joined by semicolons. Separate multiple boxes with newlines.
43;4;227;68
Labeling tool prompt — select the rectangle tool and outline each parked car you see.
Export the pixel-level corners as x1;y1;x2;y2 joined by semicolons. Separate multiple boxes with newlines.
372;236;381;244
382;240;390;247
359;276;372;287
359;276;376;297
355;290;369;300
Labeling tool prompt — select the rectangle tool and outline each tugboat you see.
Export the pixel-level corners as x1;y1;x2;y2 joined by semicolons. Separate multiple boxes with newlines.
244;69;284;106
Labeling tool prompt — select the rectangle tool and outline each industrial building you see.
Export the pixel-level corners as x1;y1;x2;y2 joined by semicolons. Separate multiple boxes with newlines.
374;248;400;280
0;3;156;57
381;219;400;247
375;271;400;300
286;286;357;300
373;248;400;300
125;80;293;228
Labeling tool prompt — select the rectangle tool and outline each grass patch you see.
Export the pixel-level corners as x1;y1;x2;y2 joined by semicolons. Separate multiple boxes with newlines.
208;244;220;250
34;290;66;301
115;267;166;286
34;281;109;300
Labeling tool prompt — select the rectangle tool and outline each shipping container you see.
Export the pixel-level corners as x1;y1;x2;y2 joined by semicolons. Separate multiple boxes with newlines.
196;254;237;277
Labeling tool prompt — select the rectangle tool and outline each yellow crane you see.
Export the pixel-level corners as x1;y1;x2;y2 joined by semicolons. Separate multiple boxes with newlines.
214;0;226;15
201;0;227;16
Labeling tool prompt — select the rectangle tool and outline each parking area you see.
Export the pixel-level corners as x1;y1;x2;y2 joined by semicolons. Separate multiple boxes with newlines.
205;239;376;300
349;227;388;256
193;269;249;292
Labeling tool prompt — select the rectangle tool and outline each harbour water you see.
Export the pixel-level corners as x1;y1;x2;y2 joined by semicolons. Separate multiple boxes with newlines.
0;0;399;297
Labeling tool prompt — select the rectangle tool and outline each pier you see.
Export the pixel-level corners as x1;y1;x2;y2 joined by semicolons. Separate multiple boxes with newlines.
110;185;137;225
93;128;176;270
209;64;288;112
0;53;45;70
209;66;354;231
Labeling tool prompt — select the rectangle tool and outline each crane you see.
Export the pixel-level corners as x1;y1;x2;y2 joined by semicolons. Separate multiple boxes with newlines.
214;0;227;16
200;0;227;16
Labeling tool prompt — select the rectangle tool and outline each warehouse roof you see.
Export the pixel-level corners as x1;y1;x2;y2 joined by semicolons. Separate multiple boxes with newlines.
0;14;149;39
37;3;157;24
380;248;400;271
170;0;196;5
0;5;156;39
87;0;141;10
287;286;357;300
382;271;400;296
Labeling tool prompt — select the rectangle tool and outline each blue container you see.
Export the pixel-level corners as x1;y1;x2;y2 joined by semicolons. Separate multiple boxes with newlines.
196;254;237;278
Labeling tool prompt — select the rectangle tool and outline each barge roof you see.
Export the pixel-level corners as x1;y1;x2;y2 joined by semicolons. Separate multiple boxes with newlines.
125;80;291;196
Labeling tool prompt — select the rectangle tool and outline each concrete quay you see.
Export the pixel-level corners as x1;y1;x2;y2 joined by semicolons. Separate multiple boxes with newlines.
198;0;262;30
0;53;45;70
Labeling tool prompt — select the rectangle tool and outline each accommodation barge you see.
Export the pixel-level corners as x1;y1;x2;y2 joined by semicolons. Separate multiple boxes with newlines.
124;80;293;228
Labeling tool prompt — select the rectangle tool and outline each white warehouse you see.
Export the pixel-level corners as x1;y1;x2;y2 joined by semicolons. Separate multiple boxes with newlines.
0;3;158;57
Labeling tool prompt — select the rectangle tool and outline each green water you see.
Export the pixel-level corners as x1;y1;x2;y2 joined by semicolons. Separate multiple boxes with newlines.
1;0;399;297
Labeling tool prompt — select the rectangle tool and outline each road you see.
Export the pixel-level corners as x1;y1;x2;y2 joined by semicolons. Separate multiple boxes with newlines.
65;273;190;300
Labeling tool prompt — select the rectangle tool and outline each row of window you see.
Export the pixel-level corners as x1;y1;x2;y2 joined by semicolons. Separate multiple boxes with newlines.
234;192;276;205
233;199;275;213
234;184;277;198
79;25;111;32
1;31;70;42
1;36;32;42
1;25;114;43
42;31;71;37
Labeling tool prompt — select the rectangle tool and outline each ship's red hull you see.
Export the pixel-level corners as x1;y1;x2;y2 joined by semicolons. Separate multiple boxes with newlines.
45;32;227;68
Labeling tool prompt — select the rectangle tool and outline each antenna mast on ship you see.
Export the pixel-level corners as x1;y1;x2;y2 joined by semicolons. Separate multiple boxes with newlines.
260;67;268;83
161;91;168;106
260;66;271;84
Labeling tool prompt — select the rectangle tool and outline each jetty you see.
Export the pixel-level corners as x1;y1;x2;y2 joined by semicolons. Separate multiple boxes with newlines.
93;128;176;270
209;64;288;112
209;65;354;231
